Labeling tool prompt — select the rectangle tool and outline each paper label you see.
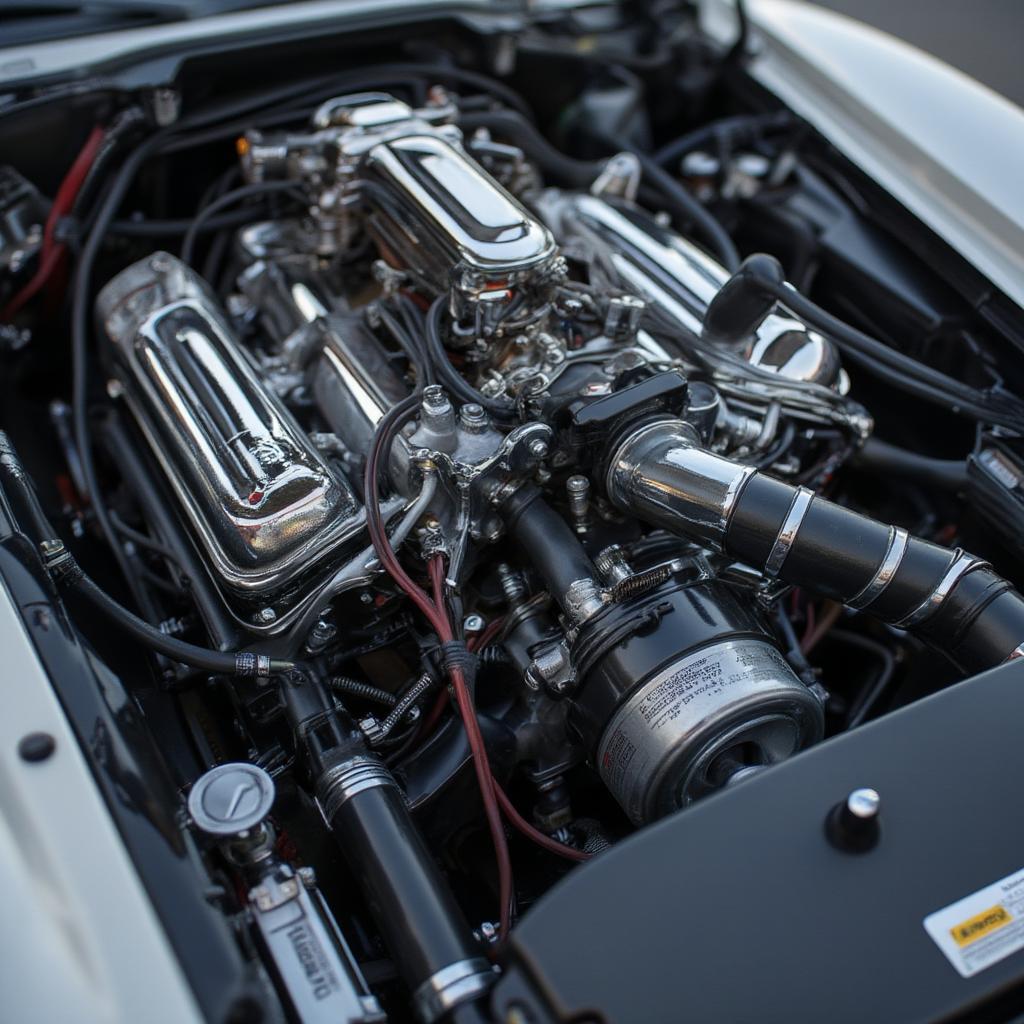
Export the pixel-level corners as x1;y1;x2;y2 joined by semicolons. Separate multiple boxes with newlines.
924;867;1024;977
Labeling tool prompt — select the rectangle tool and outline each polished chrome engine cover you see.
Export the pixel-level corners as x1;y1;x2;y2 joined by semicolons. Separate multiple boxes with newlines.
97;253;364;606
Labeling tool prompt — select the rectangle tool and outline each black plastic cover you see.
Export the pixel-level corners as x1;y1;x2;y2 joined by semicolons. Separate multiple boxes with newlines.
494;658;1024;1024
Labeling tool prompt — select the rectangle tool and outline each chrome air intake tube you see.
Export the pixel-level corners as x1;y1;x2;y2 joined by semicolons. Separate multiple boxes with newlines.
607;419;1024;672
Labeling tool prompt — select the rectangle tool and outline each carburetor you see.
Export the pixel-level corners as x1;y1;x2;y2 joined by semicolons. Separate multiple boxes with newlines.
240;91;561;331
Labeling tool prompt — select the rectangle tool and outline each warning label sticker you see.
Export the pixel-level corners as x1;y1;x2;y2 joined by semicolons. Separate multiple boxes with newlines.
924;867;1024;977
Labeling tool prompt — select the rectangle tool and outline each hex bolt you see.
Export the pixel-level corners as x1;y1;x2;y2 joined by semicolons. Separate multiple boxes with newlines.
256;607;277;625
528;438;549;459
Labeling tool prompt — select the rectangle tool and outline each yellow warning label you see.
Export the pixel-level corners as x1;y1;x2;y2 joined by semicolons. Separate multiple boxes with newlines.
950;905;1012;947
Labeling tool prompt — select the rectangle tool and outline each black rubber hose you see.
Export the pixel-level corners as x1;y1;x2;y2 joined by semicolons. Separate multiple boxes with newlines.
458;110;604;187
607;421;1024;673
852;438;968;491
180;180;307;266
654;112;795;168
502;485;599;609
1;432;286;676
424;296;517;423
282;675;492;1013
833;629;898;728
0;432;57;545
66;573;291;675
727;474;1022;673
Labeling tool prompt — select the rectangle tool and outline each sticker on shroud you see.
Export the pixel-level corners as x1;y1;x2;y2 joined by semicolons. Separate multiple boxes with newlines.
924;867;1024;977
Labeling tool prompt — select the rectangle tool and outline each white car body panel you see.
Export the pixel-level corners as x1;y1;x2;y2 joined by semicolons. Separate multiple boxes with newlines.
0;579;201;1024
702;0;1024;310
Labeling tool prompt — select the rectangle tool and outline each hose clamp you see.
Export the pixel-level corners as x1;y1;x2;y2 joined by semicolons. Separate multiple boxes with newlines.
234;653;272;678
846;527;909;611
893;550;988;628
412;958;496;1024
764;486;813;577
316;755;398;822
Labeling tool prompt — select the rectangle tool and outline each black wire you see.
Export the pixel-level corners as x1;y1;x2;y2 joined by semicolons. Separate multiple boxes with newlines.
329;676;399;707
752;419;796;468
653;111;795;168
832;629;898;728
72;573;292;674
727;0;751;63
180;180;307;266
377;301;433;386
765;281;1024;432
458;110;604;187
109;510;182;566
72;133;169;609
110;207;260;237
424;296;517;423
557;123;741;270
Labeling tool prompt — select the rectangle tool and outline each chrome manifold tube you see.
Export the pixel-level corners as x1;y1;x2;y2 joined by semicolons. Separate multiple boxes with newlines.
606;419;1024;672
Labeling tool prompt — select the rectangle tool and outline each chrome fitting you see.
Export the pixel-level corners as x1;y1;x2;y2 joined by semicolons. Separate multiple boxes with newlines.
606;419;754;547
316;755;398;822
412;958;495;1024
893;550;989;628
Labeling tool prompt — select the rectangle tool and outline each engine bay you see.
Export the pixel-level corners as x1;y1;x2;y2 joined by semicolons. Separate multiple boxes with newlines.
4;6;1024;1021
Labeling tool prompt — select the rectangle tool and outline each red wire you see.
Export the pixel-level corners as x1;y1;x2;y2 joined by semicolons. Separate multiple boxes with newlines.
419;614;507;736
428;557;513;938
468;616;589;862
493;781;591;863
362;411;513;936
2;125;106;321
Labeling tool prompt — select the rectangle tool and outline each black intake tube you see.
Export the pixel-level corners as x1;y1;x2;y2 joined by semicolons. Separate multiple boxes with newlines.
503;485;599;614
281;673;493;1023
606;420;1024;672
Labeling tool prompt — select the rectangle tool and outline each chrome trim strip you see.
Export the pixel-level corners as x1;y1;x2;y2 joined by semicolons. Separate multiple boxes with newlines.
893;550;988;628
764;486;813;576
846;526;909;611
412;958;495;1024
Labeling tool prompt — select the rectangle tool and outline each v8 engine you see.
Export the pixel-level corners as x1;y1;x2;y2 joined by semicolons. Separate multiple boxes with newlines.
5;27;1024;1023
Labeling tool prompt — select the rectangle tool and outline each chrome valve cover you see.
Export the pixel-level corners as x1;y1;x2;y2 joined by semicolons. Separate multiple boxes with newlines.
97;253;364;604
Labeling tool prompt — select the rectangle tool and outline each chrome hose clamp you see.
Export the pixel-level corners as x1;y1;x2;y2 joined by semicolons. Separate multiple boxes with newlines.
315;755;398;822
412;958;496;1024
846;526;909;612
893;550;988;628
764;486;814;577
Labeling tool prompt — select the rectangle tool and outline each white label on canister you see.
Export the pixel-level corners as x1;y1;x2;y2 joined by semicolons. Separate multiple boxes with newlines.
924;867;1024;977
596;639;799;823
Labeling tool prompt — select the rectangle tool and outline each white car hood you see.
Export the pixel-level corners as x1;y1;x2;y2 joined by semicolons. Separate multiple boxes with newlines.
702;0;1024;311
